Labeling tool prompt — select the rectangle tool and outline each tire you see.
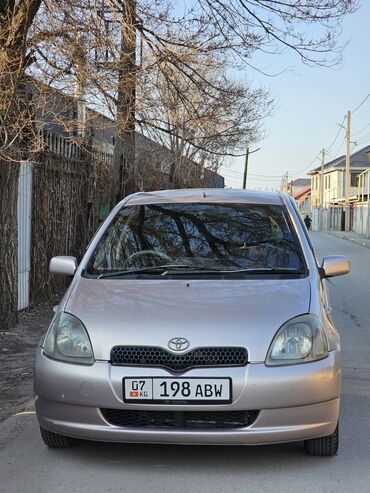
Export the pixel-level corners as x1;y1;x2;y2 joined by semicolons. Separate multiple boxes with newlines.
304;424;339;456
40;427;77;448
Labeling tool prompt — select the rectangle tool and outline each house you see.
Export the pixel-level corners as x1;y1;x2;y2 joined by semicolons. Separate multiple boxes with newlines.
31;80;224;190
308;145;370;208
287;178;310;197
293;185;311;215
202;168;225;188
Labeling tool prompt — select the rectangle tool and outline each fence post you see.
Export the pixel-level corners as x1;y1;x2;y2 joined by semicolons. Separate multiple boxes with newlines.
17;161;32;310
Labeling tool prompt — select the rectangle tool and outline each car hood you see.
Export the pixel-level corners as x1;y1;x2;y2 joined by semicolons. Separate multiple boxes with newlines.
64;277;311;363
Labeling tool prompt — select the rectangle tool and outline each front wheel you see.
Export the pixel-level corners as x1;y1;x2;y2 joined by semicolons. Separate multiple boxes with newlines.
40;427;78;448
304;424;339;456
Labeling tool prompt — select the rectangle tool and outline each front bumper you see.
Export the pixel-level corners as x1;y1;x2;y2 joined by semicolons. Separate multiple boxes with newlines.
35;349;341;445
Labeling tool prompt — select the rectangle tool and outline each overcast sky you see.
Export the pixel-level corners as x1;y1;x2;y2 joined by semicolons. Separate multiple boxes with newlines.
220;1;370;190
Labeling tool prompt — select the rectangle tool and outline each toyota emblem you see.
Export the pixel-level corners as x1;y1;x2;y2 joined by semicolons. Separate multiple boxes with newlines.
168;337;190;352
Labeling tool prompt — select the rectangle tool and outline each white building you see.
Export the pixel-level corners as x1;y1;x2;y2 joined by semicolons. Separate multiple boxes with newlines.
308;145;370;208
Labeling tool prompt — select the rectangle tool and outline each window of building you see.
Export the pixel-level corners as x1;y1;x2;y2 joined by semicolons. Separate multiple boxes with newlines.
351;173;359;187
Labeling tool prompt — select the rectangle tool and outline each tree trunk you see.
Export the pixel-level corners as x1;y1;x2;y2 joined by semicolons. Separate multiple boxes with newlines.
0;161;19;330
0;0;42;330
111;0;137;207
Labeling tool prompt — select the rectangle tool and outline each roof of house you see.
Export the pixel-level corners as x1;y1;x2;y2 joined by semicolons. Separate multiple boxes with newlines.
29;77;225;183
308;144;370;175
291;178;310;187
293;185;311;200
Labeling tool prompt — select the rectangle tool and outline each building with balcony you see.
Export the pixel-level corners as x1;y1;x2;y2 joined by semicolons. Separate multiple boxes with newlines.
308;145;370;208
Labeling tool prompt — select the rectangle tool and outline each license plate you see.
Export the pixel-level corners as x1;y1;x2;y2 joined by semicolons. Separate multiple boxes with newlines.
123;377;231;404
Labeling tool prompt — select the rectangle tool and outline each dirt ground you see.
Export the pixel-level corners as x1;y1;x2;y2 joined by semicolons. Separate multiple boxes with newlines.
0;299;59;421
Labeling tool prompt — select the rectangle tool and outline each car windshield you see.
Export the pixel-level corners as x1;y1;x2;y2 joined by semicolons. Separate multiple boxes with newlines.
86;202;306;276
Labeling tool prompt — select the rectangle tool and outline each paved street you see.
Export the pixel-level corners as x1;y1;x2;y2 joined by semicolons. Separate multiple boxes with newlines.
1;232;369;493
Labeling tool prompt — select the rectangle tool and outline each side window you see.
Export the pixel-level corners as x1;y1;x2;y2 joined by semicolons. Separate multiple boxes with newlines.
286;195;315;261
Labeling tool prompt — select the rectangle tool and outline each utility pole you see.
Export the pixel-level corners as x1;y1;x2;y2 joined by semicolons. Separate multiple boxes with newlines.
73;35;86;139
242;147;260;189
345;110;351;231
281;171;288;192
242;147;249;189
111;0;137;208
320;148;325;230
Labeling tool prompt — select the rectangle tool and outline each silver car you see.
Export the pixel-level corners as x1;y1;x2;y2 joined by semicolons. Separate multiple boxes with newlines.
35;189;350;455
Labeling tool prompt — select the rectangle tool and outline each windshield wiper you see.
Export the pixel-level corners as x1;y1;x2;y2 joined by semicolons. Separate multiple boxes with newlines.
97;264;220;278
97;265;305;279
220;267;305;275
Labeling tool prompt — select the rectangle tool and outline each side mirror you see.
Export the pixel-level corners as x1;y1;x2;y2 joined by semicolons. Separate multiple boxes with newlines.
321;255;350;278
49;256;78;276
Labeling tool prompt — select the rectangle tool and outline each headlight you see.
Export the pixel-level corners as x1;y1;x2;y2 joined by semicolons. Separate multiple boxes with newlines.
265;314;328;366
43;312;94;365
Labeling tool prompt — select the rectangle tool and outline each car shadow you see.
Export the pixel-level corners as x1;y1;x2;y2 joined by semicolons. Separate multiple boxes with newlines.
59;439;307;471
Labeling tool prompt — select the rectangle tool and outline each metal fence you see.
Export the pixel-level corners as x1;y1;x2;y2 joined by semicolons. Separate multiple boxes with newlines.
17;162;33;310
16;132;112;310
311;204;369;238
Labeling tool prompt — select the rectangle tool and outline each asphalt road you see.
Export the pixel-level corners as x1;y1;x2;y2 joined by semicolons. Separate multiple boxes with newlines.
1;232;370;493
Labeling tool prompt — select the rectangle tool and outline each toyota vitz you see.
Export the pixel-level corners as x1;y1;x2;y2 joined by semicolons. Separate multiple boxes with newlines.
35;189;350;456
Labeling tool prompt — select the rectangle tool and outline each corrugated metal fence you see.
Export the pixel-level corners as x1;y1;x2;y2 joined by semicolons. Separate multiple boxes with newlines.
15;131;112;311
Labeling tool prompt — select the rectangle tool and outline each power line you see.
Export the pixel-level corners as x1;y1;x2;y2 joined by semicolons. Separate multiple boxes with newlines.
334;137;346;157
222;174;282;183
292;152;321;176
292;101;367;177
326;115;346;154
352;122;370;137
248;173;283;178
221;166;284;178
288;115;346;178
249;175;283;179
226;95;370;183
222;169;283;178
352;92;370;114
352;134;370;146
295;115;345;175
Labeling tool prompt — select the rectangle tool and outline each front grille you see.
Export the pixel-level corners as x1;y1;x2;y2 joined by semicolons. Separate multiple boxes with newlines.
110;346;248;372
101;409;259;430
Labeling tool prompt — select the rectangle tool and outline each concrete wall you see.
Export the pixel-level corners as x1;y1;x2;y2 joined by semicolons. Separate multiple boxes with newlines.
312;203;370;238
353;203;370;237
311;208;330;232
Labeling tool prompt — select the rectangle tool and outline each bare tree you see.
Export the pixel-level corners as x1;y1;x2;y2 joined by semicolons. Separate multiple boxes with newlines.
0;0;359;159
0;1;42;330
139;48;272;187
0;1;42;151
30;0;357;201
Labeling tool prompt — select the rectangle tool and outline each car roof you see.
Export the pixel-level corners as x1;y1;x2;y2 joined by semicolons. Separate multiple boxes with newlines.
122;188;283;206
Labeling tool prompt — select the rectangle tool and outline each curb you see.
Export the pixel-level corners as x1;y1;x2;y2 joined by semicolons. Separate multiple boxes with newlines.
20;399;35;413
321;231;370;250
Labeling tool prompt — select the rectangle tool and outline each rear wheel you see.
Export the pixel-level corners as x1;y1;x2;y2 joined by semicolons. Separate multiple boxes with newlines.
304;424;339;456
40;427;77;448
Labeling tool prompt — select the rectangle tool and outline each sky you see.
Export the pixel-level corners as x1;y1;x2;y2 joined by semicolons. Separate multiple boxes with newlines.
220;1;370;190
